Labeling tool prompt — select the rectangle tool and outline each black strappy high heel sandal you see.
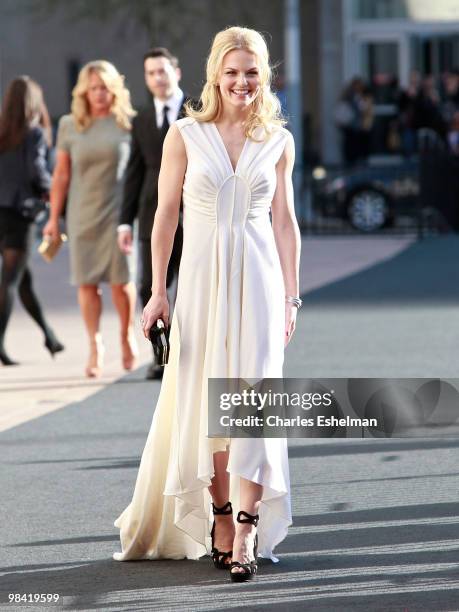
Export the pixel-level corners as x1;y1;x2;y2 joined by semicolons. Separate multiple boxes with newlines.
210;501;233;570
230;510;259;582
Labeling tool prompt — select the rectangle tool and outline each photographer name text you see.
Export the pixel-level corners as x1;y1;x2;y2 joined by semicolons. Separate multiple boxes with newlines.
219;414;377;428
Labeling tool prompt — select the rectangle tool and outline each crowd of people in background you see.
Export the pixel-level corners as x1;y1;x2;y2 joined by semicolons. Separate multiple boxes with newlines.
334;76;375;165
2;58;459;370
335;69;459;165
0;48;185;377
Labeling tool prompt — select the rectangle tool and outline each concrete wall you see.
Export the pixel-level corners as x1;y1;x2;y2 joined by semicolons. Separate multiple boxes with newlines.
1;0;344;162
0;0;285;120
0;1;151;116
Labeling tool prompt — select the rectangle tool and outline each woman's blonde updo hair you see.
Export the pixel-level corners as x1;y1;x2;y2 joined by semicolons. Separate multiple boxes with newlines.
185;26;285;140
71;60;136;132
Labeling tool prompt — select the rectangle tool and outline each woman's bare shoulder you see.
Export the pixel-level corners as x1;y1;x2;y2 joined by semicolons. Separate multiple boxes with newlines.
163;123;187;157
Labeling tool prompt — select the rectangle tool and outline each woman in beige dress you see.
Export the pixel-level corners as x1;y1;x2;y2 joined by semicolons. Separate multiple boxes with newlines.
43;61;138;377
114;27;301;583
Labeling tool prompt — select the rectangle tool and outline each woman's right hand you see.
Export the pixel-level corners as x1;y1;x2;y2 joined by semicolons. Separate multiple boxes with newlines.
141;293;170;339
42;218;60;242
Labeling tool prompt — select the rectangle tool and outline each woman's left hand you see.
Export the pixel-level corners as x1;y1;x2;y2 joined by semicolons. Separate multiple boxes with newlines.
284;303;298;347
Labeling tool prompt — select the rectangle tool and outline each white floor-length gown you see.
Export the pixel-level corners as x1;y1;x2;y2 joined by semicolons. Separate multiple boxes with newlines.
113;117;292;563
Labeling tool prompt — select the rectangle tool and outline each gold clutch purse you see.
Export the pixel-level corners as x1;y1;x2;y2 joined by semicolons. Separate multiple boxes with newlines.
38;234;67;262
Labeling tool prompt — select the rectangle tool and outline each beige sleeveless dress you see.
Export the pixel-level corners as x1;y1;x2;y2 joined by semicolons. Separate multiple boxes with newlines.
113;117;292;563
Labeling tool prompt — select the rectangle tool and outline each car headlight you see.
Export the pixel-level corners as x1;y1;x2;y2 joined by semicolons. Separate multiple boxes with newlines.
312;166;327;180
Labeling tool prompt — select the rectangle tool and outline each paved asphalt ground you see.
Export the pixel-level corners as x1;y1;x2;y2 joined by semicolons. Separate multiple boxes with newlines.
1;233;459;611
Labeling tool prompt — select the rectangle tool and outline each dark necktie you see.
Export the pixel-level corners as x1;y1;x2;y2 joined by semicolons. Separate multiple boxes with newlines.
161;105;170;133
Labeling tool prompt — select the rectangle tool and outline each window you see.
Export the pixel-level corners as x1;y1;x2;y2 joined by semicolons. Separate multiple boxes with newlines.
352;0;407;19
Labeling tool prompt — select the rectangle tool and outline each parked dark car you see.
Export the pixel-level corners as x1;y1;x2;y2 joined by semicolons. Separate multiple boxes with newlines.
311;157;420;232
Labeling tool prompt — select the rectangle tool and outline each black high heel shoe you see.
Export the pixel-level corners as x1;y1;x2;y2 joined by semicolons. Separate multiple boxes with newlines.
230;510;259;582
44;337;65;358
210;501;233;570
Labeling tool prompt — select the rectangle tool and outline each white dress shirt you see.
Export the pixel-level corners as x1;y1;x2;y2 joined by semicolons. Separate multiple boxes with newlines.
118;87;185;233
154;86;184;129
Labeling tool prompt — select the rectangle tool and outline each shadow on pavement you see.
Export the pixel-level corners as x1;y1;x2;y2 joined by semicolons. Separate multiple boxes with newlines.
302;236;459;306
288;438;459;458
3;502;459;611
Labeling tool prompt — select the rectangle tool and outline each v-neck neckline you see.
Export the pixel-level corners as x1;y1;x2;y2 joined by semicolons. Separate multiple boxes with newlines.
211;122;248;175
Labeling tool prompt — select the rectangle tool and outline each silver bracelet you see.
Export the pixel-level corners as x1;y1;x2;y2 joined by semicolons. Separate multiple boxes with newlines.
285;295;302;309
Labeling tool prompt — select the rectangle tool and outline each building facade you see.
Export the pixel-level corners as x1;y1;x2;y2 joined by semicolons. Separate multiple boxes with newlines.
1;0;458;165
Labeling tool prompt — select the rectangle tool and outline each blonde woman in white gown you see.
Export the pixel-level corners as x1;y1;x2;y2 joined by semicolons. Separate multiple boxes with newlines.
113;26;301;583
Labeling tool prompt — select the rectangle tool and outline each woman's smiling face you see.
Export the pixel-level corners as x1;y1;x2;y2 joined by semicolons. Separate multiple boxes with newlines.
217;49;261;110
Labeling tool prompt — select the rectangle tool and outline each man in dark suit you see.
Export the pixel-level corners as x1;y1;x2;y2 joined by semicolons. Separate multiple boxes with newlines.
118;47;188;379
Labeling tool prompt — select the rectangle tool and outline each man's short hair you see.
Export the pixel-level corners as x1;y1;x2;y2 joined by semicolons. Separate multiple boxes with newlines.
143;47;179;69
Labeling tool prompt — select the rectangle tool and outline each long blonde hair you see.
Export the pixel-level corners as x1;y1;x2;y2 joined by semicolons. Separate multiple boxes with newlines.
71;60;135;131
185;26;285;140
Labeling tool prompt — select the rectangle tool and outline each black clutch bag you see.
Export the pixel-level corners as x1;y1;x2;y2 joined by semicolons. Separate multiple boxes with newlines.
149;319;170;366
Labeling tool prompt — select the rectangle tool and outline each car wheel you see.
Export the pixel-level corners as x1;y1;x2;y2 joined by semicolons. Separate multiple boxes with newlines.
347;189;389;232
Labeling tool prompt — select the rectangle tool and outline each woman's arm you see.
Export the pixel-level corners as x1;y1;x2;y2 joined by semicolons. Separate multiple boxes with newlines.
142;123;187;336
151;124;187;295
43;150;71;241
271;131;302;344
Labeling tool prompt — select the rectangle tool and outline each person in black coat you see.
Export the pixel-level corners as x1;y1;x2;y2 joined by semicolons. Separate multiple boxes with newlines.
118;47;189;379
0;76;64;365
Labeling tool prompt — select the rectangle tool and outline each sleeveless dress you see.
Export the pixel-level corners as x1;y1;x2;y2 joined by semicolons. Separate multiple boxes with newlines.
113;117;292;563
56;114;132;286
